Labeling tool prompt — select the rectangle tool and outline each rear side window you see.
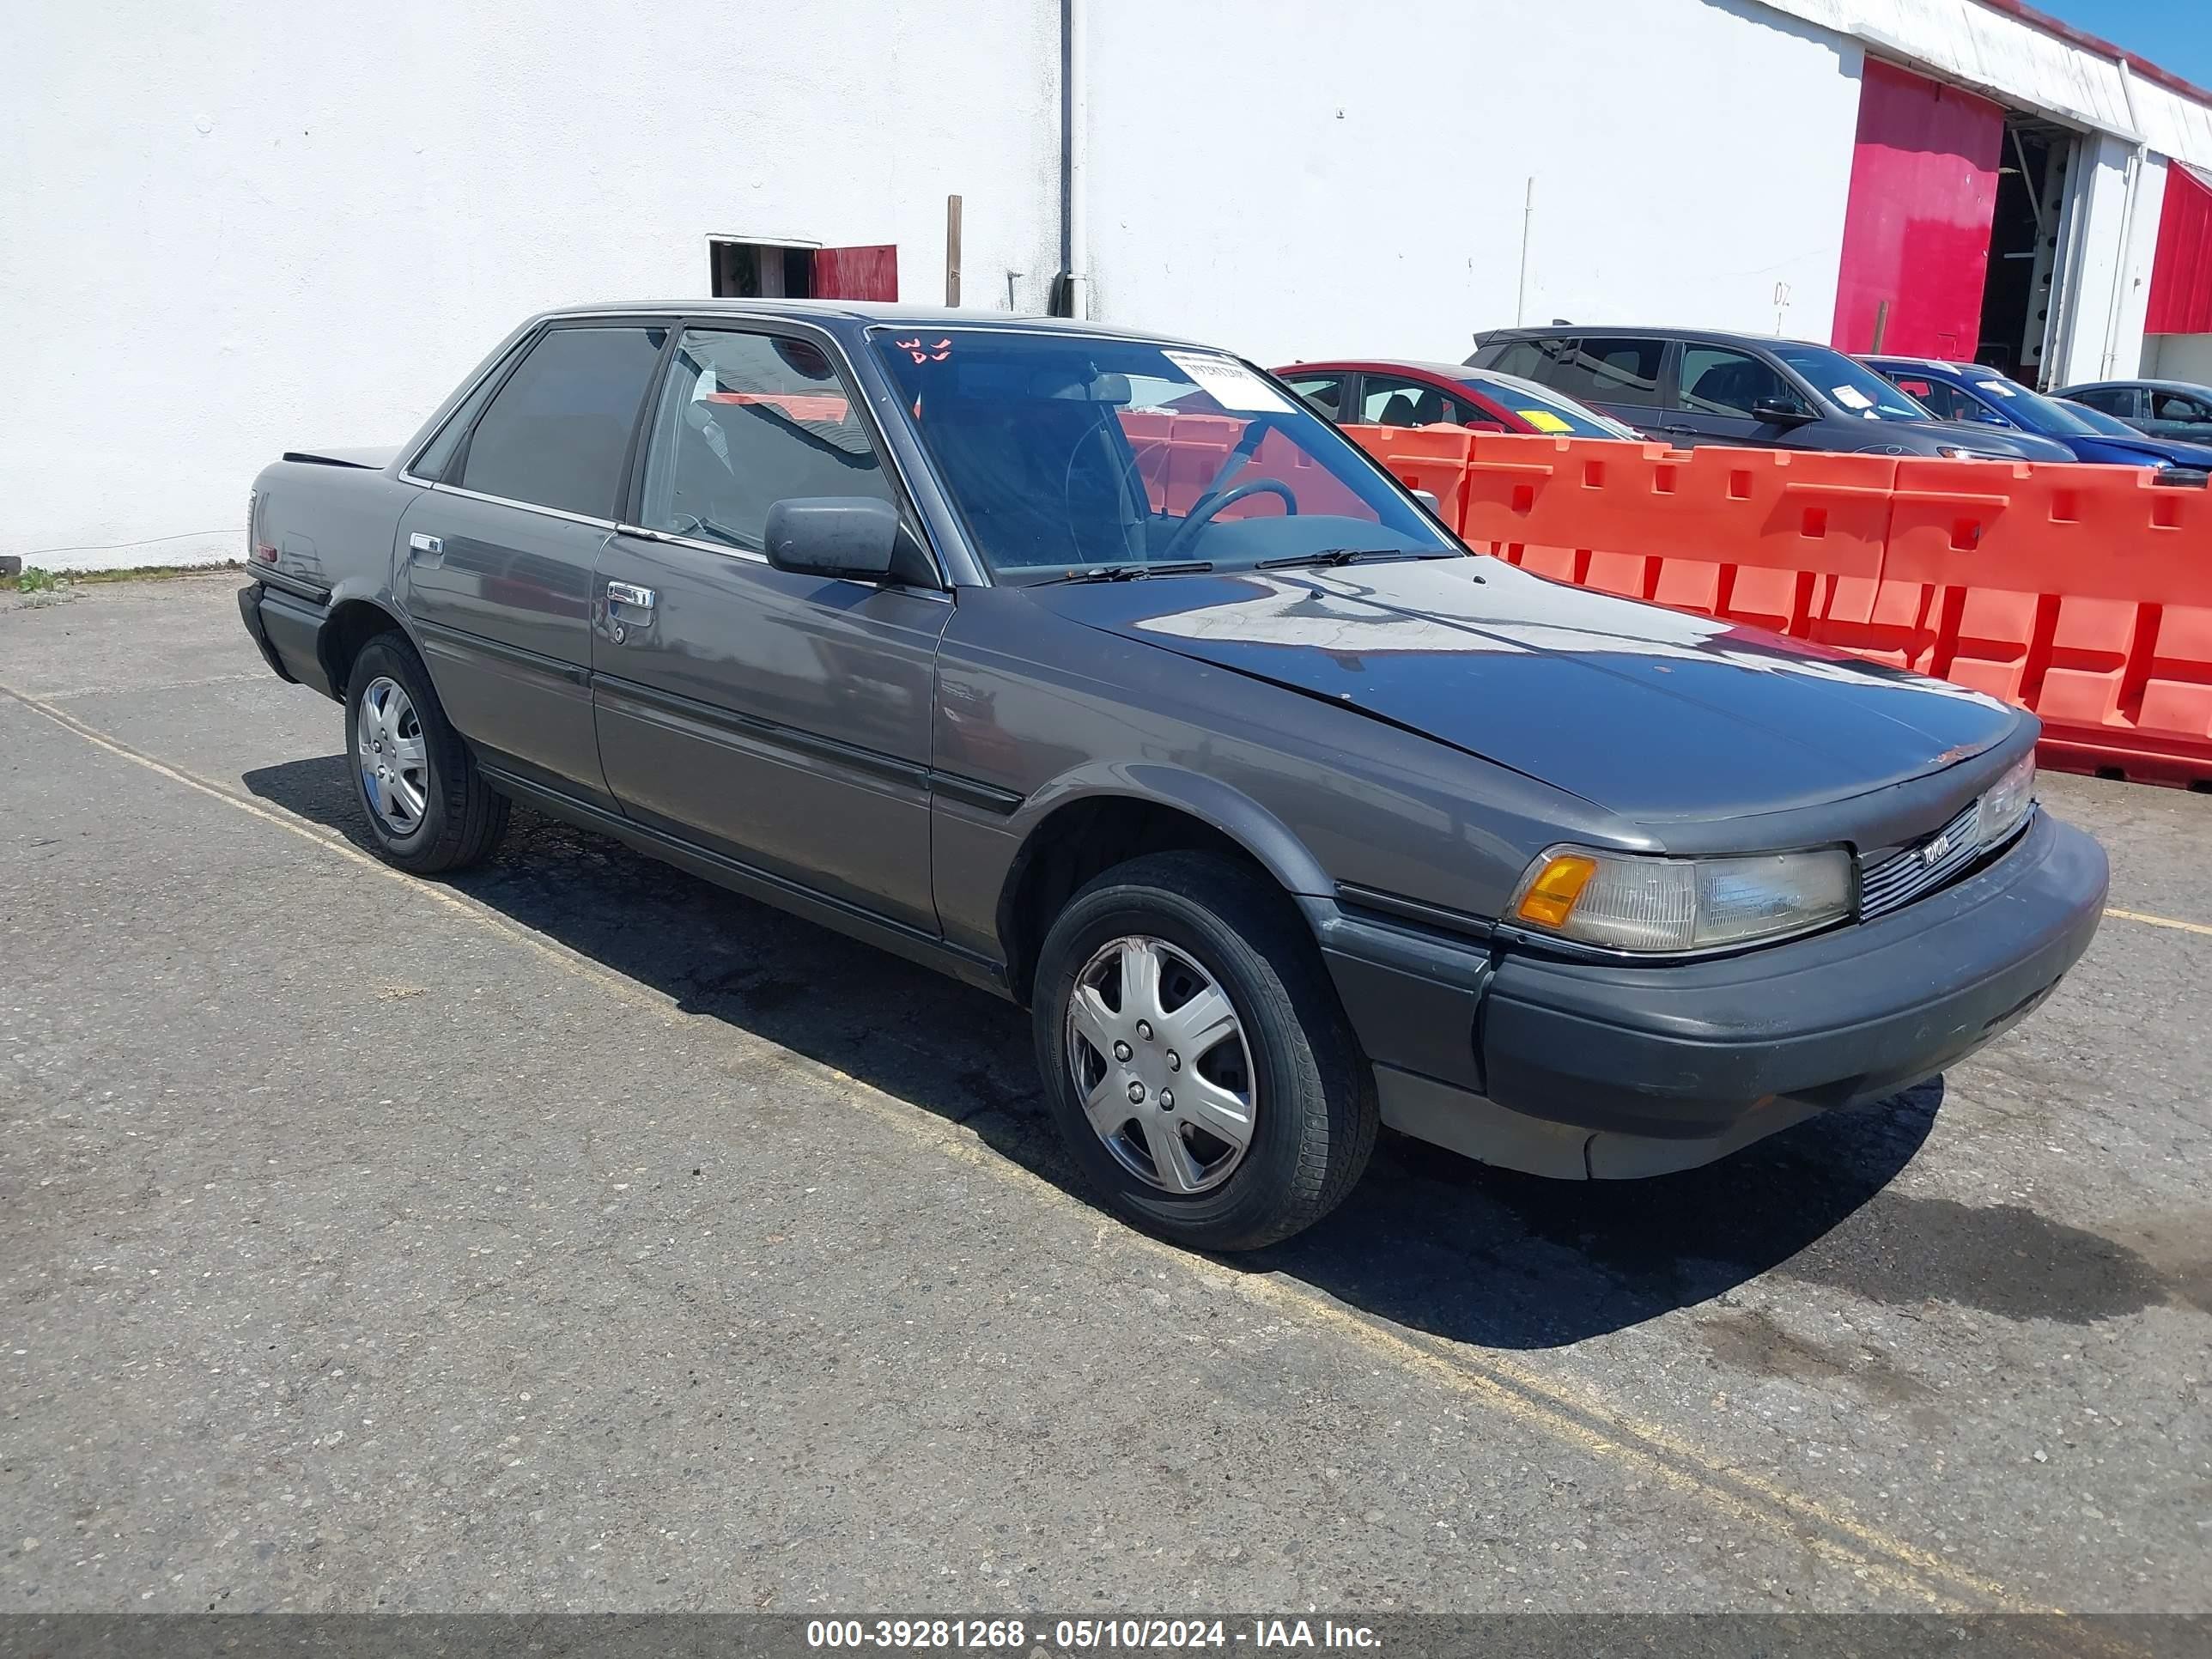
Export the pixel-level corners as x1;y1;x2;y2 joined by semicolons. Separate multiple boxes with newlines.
1282;374;1346;419
1485;337;1571;383
1547;337;1665;409
2072;386;2135;417
2153;389;2212;422
456;325;667;518
1677;346;1808;418
411;345;522;481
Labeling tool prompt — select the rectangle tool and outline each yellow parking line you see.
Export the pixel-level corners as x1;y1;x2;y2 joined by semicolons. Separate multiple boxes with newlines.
3;679;2070;1615
2105;906;2212;938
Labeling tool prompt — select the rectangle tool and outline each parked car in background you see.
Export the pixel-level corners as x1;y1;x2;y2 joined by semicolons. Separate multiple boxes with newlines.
1869;356;2212;476
236;301;2106;1251
1468;327;2074;460
1273;358;1643;439
2053;379;2212;445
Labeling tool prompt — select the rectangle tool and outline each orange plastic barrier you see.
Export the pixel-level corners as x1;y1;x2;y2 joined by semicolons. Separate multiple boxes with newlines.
1882;459;2212;784
1334;425;2212;787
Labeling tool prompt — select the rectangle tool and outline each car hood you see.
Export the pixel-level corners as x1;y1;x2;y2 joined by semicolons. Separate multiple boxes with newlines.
1024;557;2021;823
2090;433;2212;468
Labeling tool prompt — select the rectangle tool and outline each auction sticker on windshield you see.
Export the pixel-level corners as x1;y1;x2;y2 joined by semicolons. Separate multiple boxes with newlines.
1164;350;1294;415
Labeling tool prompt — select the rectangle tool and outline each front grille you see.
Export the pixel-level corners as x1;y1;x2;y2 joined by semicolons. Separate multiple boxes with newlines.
1859;799;1984;921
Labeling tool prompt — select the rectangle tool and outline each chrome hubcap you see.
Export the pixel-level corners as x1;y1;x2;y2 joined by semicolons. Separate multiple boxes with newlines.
1065;935;1255;1194
356;676;429;836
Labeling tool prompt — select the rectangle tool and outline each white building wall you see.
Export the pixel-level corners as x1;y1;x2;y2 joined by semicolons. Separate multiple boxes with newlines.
0;0;1060;571
1079;0;1868;368
2143;333;2212;383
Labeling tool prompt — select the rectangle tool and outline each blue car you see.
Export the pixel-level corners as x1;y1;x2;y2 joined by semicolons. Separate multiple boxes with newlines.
1866;356;2212;477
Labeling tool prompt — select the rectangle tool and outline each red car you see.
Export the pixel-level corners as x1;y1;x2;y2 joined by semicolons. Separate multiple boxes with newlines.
1272;357;1642;439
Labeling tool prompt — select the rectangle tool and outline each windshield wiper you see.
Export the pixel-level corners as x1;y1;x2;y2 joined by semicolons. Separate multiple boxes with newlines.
1255;547;1459;570
1037;560;1215;585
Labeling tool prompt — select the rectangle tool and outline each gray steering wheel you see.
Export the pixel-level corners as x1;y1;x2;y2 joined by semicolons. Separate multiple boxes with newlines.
1161;478;1298;560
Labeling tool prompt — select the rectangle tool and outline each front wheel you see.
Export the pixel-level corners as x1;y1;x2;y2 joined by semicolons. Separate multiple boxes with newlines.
1032;851;1376;1250
343;633;508;874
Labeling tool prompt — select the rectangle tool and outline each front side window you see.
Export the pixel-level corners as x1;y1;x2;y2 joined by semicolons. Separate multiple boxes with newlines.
871;330;1455;579
1358;376;1457;428
456;325;666;517
1677;347;1809;418
1546;337;1665;409
1771;343;1929;422
635;329;895;550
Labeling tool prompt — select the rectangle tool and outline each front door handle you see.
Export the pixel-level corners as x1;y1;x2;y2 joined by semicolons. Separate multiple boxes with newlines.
607;581;656;611
407;532;444;564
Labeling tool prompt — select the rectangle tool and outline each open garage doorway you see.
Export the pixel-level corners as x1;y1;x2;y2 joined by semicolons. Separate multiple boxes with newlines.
1978;118;2079;384
1832;61;2083;385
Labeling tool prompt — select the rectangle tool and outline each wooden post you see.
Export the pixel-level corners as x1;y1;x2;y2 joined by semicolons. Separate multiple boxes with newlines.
945;194;963;307
1871;298;1891;353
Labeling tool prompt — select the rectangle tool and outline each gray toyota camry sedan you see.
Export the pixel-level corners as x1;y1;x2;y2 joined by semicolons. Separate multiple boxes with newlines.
238;302;2107;1249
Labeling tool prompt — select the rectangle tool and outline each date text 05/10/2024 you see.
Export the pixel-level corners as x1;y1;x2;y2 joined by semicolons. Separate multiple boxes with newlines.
804;1620;1383;1650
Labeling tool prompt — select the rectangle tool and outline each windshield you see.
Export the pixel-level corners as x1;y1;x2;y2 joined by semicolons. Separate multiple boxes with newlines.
1771;343;1932;422
1954;374;2102;436
871;329;1456;580
1462;371;1637;438
2050;395;2148;438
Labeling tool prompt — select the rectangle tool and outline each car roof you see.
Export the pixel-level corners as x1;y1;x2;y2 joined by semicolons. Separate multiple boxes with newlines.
1867;356;2006;380
527;299;1212;350
1477;325;1834;354
2056;377;2212;395
1274;358;1473;379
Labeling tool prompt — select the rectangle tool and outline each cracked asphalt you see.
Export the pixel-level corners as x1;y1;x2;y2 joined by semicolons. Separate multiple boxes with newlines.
1;574;2207;1619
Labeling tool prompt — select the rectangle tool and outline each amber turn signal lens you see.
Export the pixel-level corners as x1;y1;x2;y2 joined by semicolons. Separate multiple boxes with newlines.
1513;854;1599;928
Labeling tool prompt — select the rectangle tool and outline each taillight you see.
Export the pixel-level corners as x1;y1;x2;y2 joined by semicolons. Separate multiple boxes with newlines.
248;490;276;564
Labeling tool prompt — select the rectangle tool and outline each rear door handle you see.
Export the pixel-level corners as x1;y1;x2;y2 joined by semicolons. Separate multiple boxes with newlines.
407;532;444;563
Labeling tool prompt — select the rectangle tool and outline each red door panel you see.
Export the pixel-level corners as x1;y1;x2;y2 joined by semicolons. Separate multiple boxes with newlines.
813;245;899;301
1831;60;2002;360
2148;164;2212;336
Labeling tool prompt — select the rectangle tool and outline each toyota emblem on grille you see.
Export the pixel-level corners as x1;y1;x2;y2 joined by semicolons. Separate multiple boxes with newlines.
1921;832;1951;867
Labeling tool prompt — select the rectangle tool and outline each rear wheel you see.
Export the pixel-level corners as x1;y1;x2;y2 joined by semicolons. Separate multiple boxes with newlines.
1032;851;1376;1250
343;633;508;873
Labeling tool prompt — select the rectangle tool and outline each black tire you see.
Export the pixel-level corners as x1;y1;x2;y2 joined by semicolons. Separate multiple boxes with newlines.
1032;850;1377;1251
343;632;508;874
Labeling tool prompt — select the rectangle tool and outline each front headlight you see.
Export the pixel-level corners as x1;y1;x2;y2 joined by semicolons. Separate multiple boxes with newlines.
1978;751;2036;845
1936;444;1996;460
1508;847;1853;954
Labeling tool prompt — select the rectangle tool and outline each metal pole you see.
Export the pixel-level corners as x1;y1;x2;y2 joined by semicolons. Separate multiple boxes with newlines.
1871;298;1891;353
945;194;963;307
1514;177;1534;327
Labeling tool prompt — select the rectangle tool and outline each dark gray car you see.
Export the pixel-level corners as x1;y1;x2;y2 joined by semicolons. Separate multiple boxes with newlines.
239;302;2106;1249
1468;326;2076;460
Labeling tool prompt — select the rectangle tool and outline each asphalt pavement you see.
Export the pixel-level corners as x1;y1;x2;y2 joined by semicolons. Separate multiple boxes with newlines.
1;574;2207;1620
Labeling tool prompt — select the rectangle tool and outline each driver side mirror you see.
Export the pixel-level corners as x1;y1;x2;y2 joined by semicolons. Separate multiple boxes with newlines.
1751;398;1816;427
765;497;935;586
